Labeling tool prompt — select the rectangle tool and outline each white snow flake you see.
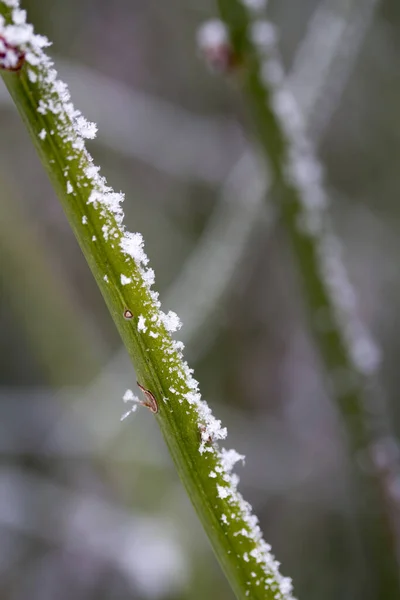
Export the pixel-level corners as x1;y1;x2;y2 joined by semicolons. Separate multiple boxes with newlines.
120;274;132;286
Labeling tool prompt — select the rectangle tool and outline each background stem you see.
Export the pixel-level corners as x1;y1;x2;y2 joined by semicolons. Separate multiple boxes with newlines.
216;0;400;596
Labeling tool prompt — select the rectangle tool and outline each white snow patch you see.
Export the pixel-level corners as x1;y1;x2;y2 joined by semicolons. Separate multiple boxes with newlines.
197;19;228;51
123;389;138;403
221;448;245;473
217;485;231;500
120;232;149;267
161;310;182;333
121;389;141;421
75;114;97;139
137;315;147;333
121;274;132;286
120;405;137;421
143;268;155;287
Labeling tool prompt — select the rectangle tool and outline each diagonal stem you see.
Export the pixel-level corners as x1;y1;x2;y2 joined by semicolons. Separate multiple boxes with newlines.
216;0;400;596
0;3;295;599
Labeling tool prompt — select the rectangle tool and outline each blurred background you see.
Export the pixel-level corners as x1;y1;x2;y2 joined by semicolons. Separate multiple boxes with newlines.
1;0;400;598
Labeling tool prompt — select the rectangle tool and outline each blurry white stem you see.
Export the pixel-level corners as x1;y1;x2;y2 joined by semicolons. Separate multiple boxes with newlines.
289;0;379;140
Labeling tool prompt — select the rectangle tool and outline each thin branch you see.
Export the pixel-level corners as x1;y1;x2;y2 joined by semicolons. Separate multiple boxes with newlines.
0;4;294;599
166;149;271;353
215;0;400;595
289;0;380;140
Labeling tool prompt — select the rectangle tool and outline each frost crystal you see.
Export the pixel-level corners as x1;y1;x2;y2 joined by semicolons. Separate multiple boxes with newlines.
161;310;182;333
120;232;149;267
221;448;245;473
137;315;147;333
197;19;228;51
217;485;231;500
142;267;155;287
120;389;141;421
123;389;136;403
120;274;132;286
75;114;97;139
120;406;137;421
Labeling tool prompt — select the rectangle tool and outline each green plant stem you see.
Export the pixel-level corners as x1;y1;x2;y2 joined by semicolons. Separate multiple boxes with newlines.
216;0;400;596
0;4;294;599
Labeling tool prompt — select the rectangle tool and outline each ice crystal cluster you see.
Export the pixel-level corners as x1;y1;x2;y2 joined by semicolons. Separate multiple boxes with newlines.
0;1;296;597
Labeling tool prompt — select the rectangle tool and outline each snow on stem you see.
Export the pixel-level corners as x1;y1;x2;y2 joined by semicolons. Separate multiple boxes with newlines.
213;0;400;594
0;2;295;599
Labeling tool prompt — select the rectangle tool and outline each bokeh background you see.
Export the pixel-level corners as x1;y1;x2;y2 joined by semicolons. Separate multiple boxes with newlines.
1;0;400;598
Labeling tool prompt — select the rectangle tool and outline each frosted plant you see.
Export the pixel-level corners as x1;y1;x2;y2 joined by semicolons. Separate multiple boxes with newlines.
0;2;295;599
66;0;381;425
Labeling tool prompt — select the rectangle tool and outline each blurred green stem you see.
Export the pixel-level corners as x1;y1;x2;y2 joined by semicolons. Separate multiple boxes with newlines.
216;0;400;596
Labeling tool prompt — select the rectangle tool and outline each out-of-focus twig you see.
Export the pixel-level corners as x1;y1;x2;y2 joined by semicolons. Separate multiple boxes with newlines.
289;0;380;140
216;0;399;596
165;150;270;353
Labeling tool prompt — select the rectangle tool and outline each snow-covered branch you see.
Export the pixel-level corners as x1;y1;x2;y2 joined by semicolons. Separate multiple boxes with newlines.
0;2;295;599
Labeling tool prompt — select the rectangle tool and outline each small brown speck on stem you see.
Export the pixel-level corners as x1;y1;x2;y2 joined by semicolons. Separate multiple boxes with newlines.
123;308;134;320
137;382;159;414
